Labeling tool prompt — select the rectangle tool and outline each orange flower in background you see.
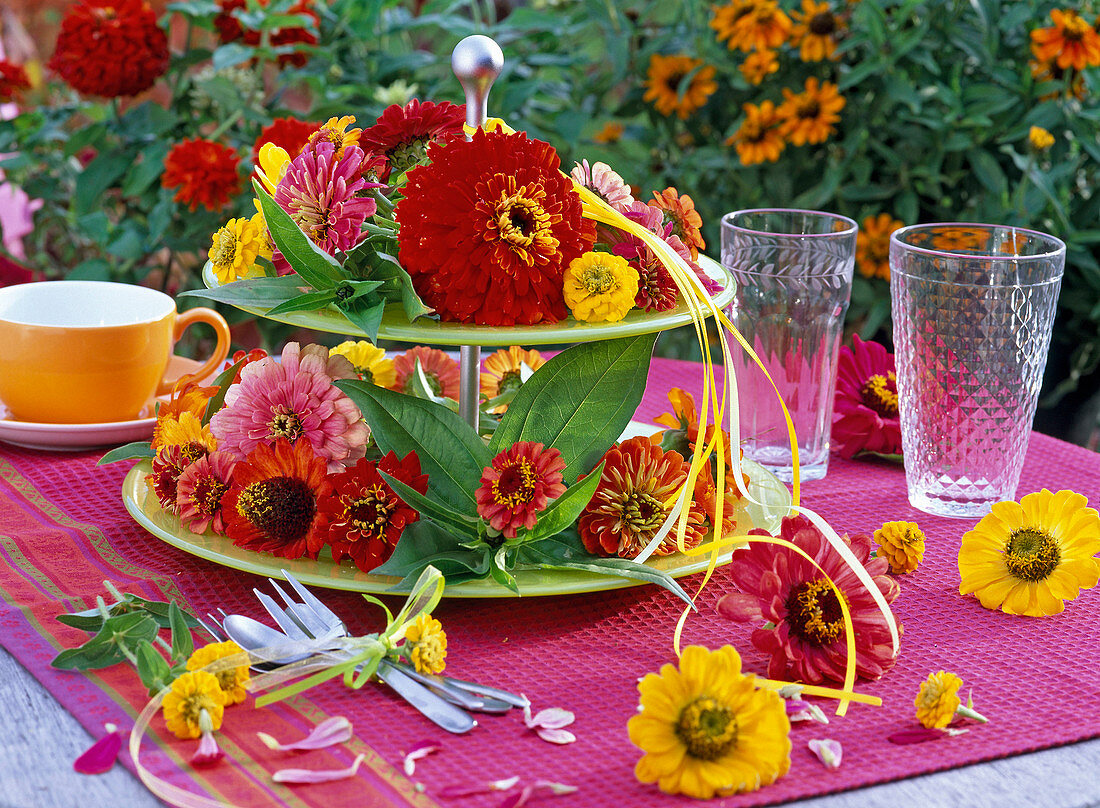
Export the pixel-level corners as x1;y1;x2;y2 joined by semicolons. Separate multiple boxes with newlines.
740;49;779;85
0;60;31;103
391;346;461;400
711;0;792;53
214;0;319;68
251;117;320;166
48;0;169;98
643;54;718;120
163;139;242;212
152;382;219;452
790;0;844;62
856;213;904;280
306;115;363;161
728;100;785;165
1028;125;1055;152
649;188;706;260
480;346;545;411
1029;58;1086;100
927;225;990;253
1030;9;1100;71
593;121;625;144
777;77;845;146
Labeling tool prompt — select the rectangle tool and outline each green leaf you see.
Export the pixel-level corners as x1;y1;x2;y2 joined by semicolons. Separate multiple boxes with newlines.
489;334;656;483
74;149;134;215
488;547;519;593
202;357;247;425
167;0;221;17
254;180;342;291
265;289;337;316
378;470;480;539
121;141;170;198
337;296;386;343
371;252;434;321
335;381;491;514
97;442;155;465
372;520;487;579
212;42;254;71
169;601;193;661
522;461;603;544
50;612;159;671
135;640;171;693
179;275;306;308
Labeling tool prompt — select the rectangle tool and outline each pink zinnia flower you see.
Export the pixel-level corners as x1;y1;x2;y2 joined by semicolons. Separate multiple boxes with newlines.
716;514;900;685
475;442;566;539
570;159;635;212
210;342;369;472
176;452;237;534
832;335;902;459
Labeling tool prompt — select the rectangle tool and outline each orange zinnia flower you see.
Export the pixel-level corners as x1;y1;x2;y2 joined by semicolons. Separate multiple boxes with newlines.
649;188;706;260
480;346;545;412
1030;57;1086;100
593;121;625;144
391;346;461;400
711;0;791;52
856;213;904;280
740;49;779;85
727;100;785;165
777;77;845;146
643;54;718;120
1030;9;1100;72
790;0;843;62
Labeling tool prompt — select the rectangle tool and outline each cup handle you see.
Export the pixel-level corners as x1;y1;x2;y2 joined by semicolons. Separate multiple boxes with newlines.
155;307;232;396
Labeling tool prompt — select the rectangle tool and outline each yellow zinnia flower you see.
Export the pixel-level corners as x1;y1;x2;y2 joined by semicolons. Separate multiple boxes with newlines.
563;252;639;323
162;670;228;740
209;216;267;285
255;142;291;196
186;641;251;705
629;645;791;799
307;115;362;160
914;670;962;729
874;520;925;574
330;340;396;388
1029;125;1055;152
958;489;1100;616
643;54;718;120
480;346;545;413
154;411;217;455
403;613;447;674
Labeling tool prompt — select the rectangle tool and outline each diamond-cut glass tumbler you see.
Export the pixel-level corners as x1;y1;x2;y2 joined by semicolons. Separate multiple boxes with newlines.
722;209;857;482
889;224;1065;518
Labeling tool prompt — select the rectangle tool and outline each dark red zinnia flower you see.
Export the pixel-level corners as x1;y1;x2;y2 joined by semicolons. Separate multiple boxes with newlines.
0;60;31;104
475;442;566;539
214;0;319;68
48;0;169;98
222;438;332;560
395;128;597;326
251;117;320;166
162;138;242;212
832;334;902;459
360;98;466;181
716;513;900;685
312;451;428;572
146;442;210;515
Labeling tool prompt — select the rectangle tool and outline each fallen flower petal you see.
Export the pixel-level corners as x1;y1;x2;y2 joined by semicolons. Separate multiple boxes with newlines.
74;723;123;775
526;707;575;730
403;739;441;776
438;775;521;798
191;730;224;768
536;728;577;744
808;738;842;770
785;699;829;725
533;780;579;796
888;727;969;745
500;785;535;808
258;716;353;751
273;753;365;784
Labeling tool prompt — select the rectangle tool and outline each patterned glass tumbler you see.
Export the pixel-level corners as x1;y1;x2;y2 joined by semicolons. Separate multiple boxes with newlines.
722;209;857;482
889;224;1065;518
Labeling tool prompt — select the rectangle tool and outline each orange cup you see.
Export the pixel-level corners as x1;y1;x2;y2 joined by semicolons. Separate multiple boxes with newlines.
0;281;230;424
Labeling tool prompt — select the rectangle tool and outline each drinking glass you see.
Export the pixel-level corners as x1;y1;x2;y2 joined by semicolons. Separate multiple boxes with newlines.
889;223;1065;518
721;209;857;482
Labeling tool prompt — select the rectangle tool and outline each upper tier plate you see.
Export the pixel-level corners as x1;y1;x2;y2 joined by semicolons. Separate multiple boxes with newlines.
202;256;735;346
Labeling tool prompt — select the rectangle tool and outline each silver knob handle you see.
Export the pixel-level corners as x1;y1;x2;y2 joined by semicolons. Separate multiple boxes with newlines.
451;35;504;130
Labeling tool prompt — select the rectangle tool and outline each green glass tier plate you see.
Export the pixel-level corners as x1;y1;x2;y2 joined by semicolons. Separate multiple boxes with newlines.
122;455;790;598
201;257;735;347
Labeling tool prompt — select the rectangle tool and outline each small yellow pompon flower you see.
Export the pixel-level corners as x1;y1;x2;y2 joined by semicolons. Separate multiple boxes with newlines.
628;645;791;799
186;641;251;705
563;252;639;324
403;614;447;674
874;520;925;574
209;217;267;285
958;489;1100;616
162;670;228;740
915;671;987;729
330;340;396;388
1029;125;1054;151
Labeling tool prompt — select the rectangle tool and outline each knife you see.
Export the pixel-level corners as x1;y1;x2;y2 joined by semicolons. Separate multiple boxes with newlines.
376;659;477;734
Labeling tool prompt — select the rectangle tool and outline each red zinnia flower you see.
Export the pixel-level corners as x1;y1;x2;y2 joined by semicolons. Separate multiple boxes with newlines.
146;442;210;515
214;0;319;68
832;335;902;459
313;451;428;572
395;128;597;326
359;99;466;181
48;0;169;98
578;436;706;558
251;117;320;166
163;139;242;212
176;452;237;535
391;346;460;400
222;438;332;559
475;442;566;539
0;60;31;104
716;513;900;685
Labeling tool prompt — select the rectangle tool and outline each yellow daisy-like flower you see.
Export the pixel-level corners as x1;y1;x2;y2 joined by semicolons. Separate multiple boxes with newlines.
914;670;962;729
154;411;217;455
727;100;785;166
629;645;791;799
643;54;718;120
740;49;779;85
563;251;639;323
480;346;545;413
1029;125;1055;152
162;670;228;740
711;0;791;53
307;115;362;160
255;142;291;196
404;613;447;674
186;641;251;705
330;340;396;388
958;489;1100;616
874;520;925;574
790;0;843;62
856;213;904;280
209;216;267;285
777;77;845;146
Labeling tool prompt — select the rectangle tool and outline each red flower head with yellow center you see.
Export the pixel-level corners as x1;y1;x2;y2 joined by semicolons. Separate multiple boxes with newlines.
832;335;902;459
395;127;596;326
222;438;332;560
48;0;169;98
313;451;428;572
163;139;242;213
147;442;210;515
475;442;566;539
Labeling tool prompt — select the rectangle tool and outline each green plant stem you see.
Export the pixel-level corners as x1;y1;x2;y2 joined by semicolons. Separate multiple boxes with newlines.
208;110;244;141
169;20;196;103
155;636;175;657
372;189;395;217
